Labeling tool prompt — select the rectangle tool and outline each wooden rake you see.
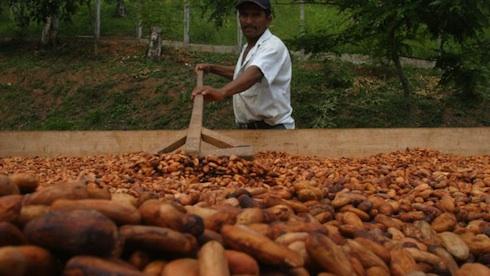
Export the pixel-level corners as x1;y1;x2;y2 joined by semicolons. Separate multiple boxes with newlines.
158;71;253;159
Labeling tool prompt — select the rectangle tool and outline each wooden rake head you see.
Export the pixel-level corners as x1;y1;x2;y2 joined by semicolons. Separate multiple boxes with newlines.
158;71;253;159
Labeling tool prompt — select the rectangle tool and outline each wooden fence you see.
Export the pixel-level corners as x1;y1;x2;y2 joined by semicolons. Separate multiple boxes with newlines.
90;0;309;52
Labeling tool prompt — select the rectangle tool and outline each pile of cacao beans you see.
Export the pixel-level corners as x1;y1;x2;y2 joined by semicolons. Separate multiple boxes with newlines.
0;148;489;275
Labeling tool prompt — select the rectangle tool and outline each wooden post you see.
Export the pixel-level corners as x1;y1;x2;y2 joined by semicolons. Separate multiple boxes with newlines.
95;0;101;40
299;0;305;35
184;0;190;48
135;1;143;39
147;26;162;59
236;11;243;54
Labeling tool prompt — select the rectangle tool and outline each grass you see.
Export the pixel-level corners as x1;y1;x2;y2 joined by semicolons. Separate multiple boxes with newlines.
0;39;488;131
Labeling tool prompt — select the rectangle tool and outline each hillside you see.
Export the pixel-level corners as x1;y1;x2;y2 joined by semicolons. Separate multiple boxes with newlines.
0;38;488;130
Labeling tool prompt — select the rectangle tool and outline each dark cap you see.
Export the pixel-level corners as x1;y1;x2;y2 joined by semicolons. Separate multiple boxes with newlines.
235;0;271;11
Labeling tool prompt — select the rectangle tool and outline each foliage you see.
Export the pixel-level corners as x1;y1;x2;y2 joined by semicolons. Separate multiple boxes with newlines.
336;1;428;99
323;60;353;88
128;0;181;33
2;0;87;44
8;1;30;35
437;37;490;99
8;0;87;23
1;0;488;101
422;0;489;42
290;0;490;101
421;0;490;99
198;0;234;27
1;42;489;130
286;32;339;54
311;95;338;128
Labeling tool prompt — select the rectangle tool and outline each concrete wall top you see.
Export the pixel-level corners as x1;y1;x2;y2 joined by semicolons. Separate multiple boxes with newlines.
0;128;489;158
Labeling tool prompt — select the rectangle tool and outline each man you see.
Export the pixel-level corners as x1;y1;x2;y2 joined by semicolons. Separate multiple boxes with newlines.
192;0;295;129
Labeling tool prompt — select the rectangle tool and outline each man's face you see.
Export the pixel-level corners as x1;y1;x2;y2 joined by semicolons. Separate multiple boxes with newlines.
238;3;271;40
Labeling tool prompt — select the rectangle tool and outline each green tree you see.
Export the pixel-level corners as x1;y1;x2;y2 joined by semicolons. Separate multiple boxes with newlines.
438;38;489;99
198;0;235;27
128;0;181;39
7;0;87;45
295;0;489;102
102;0;127;17
422;0;490;99
332;1;421;106
9;1;31;36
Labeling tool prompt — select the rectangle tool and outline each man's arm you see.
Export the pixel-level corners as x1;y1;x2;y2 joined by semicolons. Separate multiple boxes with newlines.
220;66;263;97
192;66;263;101
195;64;235;80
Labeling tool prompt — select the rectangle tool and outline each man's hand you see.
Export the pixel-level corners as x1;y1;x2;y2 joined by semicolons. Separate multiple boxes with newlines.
192;85;226;101
194;63;235;80
195;63;211;74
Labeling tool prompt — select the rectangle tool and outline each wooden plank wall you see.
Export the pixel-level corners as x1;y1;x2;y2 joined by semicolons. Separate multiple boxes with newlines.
0;128;489;158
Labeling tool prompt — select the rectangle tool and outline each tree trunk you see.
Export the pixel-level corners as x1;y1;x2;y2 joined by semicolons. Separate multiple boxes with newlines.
183;0;190;48
41;16;58;46
136;20;143;39
392;51;411;100
437;34;446;58
147;26;162;59
388;27;411;110
115;0;127;17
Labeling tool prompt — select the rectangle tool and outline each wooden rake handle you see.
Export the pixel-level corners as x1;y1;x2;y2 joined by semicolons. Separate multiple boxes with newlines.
196;69;204;86
183;70;205;156
192;70;204;122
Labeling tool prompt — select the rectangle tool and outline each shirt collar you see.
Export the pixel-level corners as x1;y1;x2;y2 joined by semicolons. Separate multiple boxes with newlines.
246;28;272;49
239;29;272;69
